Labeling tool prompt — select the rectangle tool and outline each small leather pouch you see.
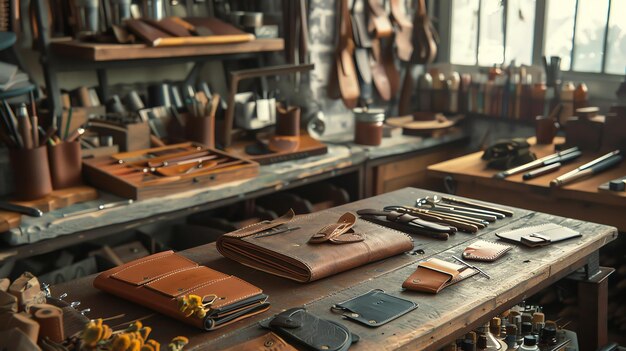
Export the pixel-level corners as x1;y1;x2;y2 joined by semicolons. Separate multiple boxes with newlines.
402;258;478;294
93;251;270;330
462;240;512;262
495;223;581;248
332;289;417;327
222;332;297;351
261;308;357;351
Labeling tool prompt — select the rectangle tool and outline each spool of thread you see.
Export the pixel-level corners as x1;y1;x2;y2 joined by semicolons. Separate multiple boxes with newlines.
506;324;517;339
490;317;501;336
532;312;545;332
521;313;533;324
33;304;64;343
477;335;487;349
0;312;40;342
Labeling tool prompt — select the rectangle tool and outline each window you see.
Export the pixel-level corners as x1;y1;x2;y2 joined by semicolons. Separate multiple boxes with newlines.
450;0;625;75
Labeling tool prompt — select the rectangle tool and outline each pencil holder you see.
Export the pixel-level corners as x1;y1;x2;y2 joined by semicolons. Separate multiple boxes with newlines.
48;141;83;189
9;146;53;200
185;114;215;148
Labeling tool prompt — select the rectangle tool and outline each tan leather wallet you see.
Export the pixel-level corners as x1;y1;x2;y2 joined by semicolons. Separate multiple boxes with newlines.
217;209;414;283
93;251;270;330
402;258;478;293
462;240;512;262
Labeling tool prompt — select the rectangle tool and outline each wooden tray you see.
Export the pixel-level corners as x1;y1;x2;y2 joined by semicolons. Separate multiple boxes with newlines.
82;142;259;200
386;114;463;135
0;186;99;232
226;133;328;165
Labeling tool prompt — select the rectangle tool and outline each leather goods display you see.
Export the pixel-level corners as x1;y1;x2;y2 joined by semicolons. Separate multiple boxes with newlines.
402;258;478;294
93;251;270;330
216;209;414;283
332;289;417;327
356;208;455;240
222;332;297;351
495;223;581;248
83;142;259;200
462;240;512;262
482;138;537;170
261;308;358;351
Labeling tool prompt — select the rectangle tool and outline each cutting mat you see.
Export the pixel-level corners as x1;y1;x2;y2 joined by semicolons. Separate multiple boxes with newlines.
0;186;98;232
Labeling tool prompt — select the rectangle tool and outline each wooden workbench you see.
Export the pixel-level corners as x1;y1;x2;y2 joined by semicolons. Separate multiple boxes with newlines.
428;138;626;231
51;188;616;351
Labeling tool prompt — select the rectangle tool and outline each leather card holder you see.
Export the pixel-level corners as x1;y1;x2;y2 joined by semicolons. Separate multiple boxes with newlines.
495;223;581;248
222;332;297;351
111;251;197;286
462;240;512;262
262;308;356;351
402;258;478;294
333;289;417;327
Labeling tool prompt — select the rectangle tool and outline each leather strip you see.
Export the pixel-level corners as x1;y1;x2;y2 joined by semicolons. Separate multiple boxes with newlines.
367;0;393;38
309;212;364;244
331;0;360;108
389;0;413;62
225;209;296;238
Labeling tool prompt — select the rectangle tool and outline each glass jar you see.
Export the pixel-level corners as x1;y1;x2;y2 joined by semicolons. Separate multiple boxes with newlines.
354;108;384;146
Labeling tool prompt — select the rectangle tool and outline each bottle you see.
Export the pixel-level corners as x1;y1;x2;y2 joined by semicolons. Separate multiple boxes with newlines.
573;82;588;111
559;81;575;125
477;335;488;350
505;325;519;350
532;312;545;334
521;322;533;337
539;325;558;347
490;317;501;338
519;335;539;350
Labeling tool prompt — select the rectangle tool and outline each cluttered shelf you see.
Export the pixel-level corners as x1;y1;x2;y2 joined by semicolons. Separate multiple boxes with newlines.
49;38;285;62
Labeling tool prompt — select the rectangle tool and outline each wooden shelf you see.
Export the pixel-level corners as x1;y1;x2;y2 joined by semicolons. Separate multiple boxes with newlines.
50;38;284;61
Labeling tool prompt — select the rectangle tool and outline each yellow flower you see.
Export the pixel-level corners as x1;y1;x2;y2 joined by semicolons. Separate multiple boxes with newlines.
111;334;131;351
188;295;202;307
82;319;112;347
141;339;160;351
128;321;143;332
168;336;189;351
139;326;152;341
128;339;143;351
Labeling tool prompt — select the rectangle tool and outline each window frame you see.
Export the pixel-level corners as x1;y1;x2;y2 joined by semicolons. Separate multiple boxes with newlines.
438;0;623;77
435;0;623;103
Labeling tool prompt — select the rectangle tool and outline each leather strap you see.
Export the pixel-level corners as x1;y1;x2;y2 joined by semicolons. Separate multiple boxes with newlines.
226;210;296;239
382;38;401;96
309;212;364;244
409;0;437;64
369;41;392;101
330;0;360;108
367;0;393;38
389;0;413;62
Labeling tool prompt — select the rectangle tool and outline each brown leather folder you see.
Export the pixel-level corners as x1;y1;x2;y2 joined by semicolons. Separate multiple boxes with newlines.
93;251;270;330
216;209;414;283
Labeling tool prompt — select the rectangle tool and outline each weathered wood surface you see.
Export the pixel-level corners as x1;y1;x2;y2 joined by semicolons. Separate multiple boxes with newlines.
50;39;284;61
427;137;626;231
50;188;617;351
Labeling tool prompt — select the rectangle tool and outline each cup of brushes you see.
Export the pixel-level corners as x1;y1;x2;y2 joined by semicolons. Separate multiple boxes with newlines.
1;100;53;200
47;107;84;189
183;92;219;148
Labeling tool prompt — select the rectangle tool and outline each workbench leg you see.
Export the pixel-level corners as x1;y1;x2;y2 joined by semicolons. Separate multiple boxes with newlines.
97;69;109;103
568;252;614;351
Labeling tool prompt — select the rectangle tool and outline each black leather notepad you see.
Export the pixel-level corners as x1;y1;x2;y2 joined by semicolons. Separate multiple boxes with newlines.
495;223;581;247
333;289;418;327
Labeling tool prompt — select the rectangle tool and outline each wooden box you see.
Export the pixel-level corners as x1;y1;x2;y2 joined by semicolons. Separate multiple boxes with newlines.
82;142;259;200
